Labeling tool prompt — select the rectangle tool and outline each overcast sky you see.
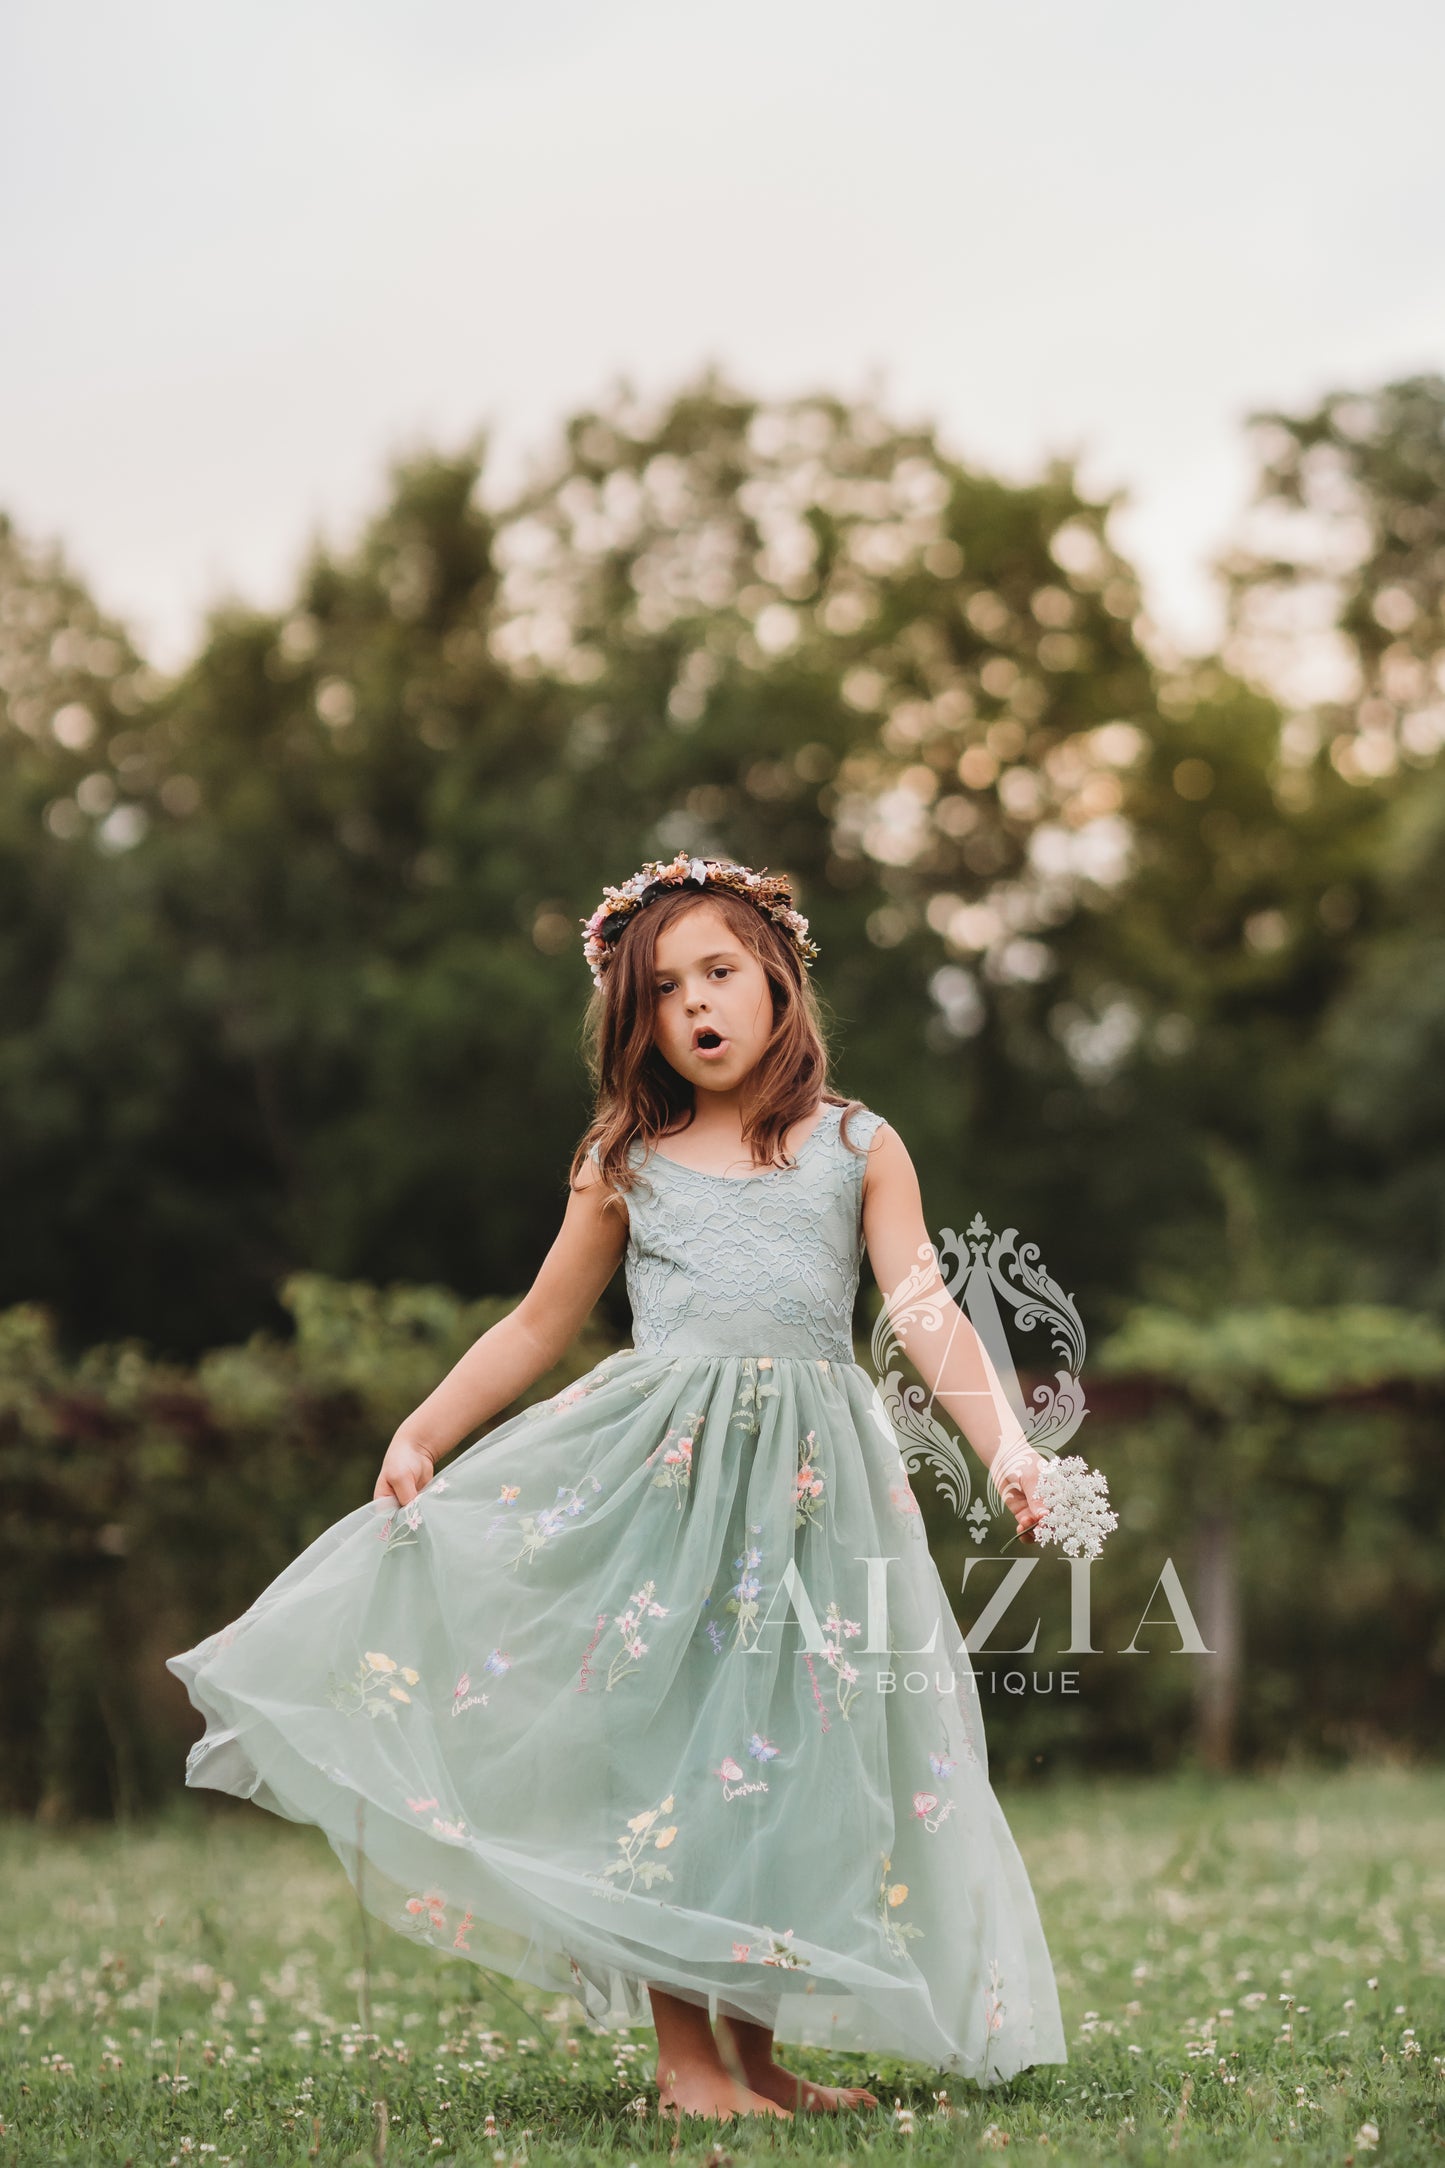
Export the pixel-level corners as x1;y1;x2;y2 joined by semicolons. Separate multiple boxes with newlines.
3;0;1441;672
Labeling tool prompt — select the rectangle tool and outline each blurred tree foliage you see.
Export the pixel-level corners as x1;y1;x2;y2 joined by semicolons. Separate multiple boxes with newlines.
1;368;1442;1353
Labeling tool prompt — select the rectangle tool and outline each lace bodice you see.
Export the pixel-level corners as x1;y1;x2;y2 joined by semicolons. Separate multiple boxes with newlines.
589;1100;884;1365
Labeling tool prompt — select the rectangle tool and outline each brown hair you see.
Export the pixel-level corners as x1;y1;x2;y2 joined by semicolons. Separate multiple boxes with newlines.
569;883;865;1200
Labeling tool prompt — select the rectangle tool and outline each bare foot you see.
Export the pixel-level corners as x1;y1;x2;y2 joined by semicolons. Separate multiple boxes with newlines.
746;2064;880;2113
654;2056;794;2123
713;2020;879;2114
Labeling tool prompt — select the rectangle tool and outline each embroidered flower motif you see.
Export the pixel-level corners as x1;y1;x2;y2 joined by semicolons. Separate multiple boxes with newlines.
375;1504;423;1554
704;1621;725;1655
496;1477;604;1567
595;1793;680;1894
794;1432;826;1530
890;1482;921;1519
731;1357;780;1436
725;1542;765;1649
404;1890;447;1933
732;1941;752;1962
820;1601;864;1718
877;1851;925;1957
603;1580;670;1690
759;1926;811;1970
452;1908;475;1951
982;1956;1006;2080
649;1414;702;1507
326;1651;421;1721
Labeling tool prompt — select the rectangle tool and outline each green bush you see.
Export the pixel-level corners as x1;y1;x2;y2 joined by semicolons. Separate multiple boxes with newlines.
0;1274;619;1821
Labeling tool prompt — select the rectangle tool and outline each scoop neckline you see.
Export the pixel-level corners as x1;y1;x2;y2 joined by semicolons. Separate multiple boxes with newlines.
647;1102;840;1183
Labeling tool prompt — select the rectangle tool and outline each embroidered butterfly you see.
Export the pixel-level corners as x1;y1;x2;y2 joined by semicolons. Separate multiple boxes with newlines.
748;1732;780;1762
714;1757;745;1783
929;1750;958;1778
483;1648;512;1676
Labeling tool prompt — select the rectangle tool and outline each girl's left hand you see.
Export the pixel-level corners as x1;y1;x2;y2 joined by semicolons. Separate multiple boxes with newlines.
995;1443;1047;1544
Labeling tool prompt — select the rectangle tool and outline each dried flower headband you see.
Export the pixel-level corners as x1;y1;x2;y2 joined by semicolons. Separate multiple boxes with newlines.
581;851;820;990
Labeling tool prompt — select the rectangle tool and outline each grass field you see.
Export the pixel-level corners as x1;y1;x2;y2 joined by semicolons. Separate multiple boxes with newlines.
1;1764;1440;2166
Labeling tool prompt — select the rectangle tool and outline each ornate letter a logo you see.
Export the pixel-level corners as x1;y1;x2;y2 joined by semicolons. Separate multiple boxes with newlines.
867;1213;1088;1518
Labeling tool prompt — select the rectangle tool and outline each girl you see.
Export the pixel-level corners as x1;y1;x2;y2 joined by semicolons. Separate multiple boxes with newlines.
167;851;1067;2125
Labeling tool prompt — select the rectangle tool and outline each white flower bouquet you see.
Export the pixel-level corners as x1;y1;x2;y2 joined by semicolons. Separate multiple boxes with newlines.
1024;1453;1119;1562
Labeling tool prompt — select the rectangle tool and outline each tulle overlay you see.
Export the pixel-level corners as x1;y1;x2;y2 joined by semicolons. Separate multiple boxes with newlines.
168;1106;1067;2080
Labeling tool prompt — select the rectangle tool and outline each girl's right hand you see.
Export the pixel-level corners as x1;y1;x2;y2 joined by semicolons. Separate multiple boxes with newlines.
373;1431;438;1507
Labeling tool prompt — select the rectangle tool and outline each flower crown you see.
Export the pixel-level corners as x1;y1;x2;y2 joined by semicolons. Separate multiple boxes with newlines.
581;851;820;989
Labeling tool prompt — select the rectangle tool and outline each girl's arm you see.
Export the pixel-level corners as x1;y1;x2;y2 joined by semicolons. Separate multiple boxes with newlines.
374;1154;628;1506
860;1122;1046;1543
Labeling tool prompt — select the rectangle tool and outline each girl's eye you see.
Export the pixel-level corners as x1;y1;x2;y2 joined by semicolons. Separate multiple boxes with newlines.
656;967;731;994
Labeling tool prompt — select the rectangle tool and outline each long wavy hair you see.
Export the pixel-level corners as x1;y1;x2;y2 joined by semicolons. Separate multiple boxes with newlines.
570;883;865;1199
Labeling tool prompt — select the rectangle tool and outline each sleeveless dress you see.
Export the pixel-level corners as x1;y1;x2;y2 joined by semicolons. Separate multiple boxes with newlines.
166;1100;1068;2084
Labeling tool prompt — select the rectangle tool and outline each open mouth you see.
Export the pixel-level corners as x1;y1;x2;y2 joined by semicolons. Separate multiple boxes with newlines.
693;1029;727;1054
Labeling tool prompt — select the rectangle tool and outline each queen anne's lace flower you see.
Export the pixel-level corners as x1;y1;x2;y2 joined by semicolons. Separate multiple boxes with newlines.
1030;1454;1120;1561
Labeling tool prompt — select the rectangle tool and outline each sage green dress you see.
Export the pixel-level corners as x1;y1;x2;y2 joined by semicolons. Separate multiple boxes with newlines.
167;1100;1067;2082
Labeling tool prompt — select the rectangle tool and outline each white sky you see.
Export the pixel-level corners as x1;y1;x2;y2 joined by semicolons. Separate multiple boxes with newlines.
3;0;1442;673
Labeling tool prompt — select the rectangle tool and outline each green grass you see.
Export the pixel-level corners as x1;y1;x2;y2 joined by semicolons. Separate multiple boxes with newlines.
0;1765;1441;2166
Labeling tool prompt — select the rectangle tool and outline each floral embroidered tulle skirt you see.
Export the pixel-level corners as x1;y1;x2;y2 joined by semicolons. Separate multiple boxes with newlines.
166;1346;1068;2082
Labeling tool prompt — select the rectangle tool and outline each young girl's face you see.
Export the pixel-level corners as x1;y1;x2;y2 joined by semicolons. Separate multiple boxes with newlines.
650;900;774;1090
